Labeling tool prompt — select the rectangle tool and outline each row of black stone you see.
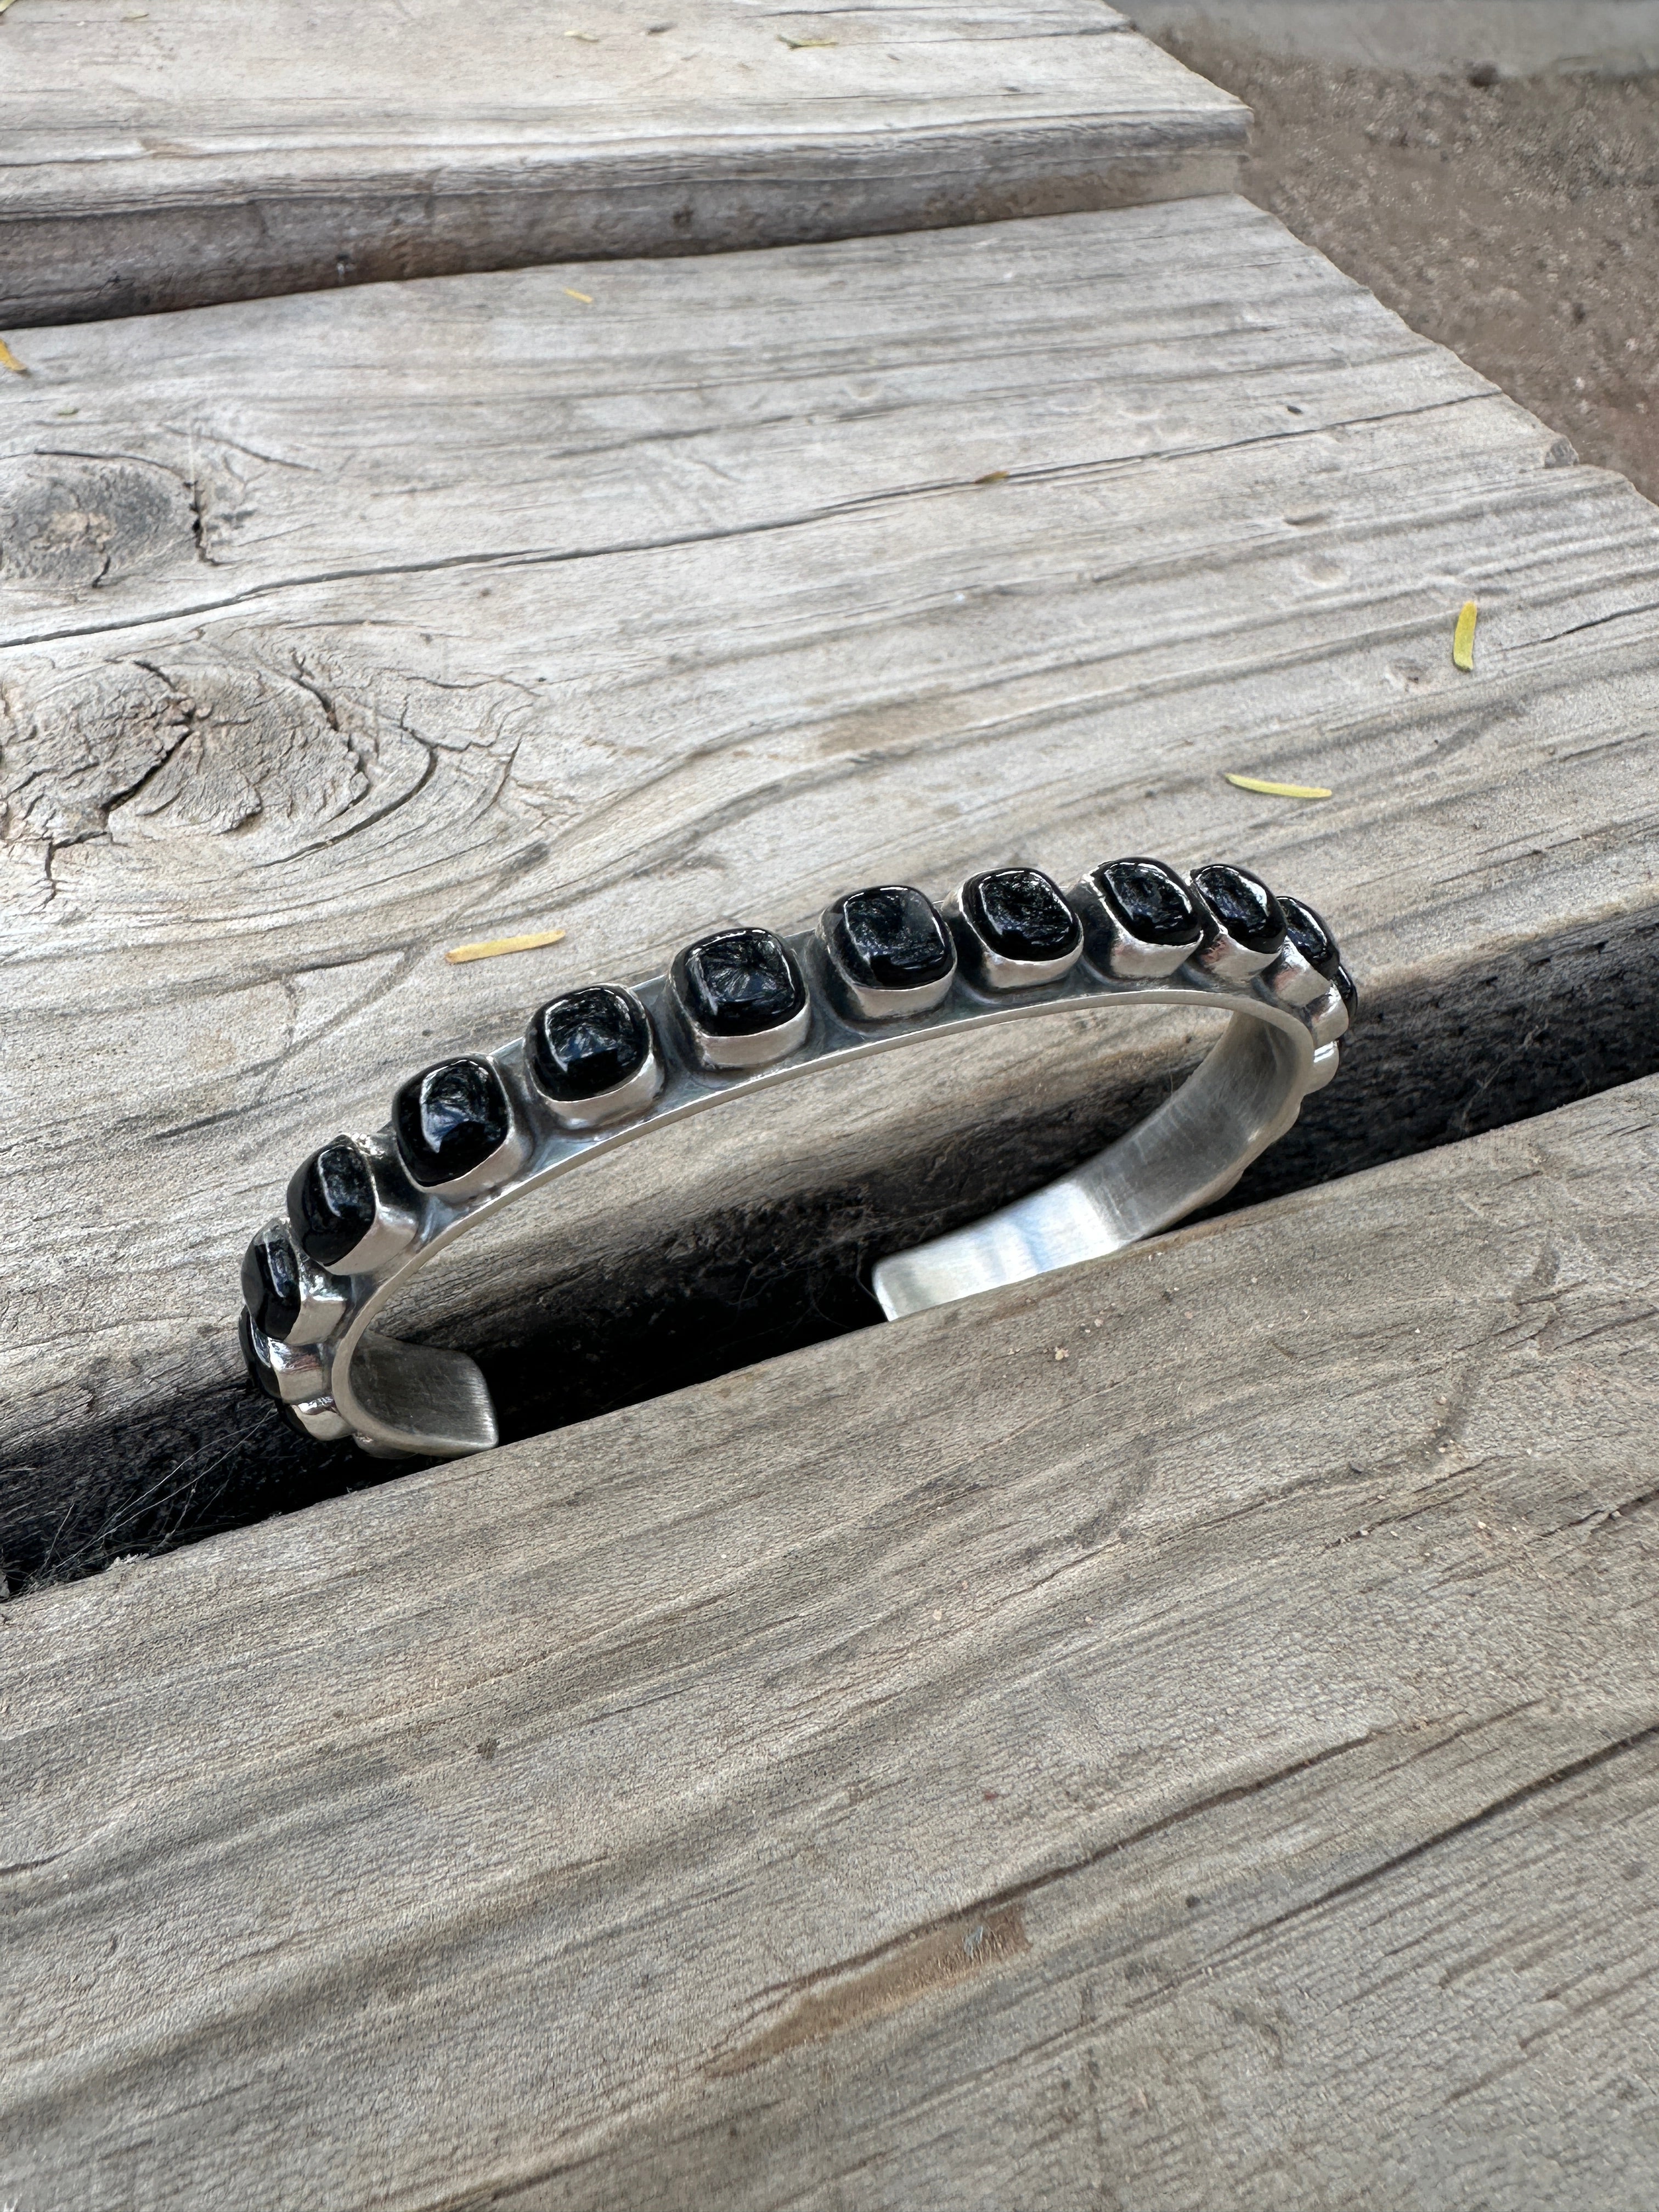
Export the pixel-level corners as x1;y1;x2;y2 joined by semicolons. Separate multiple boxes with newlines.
245;859;1353;1353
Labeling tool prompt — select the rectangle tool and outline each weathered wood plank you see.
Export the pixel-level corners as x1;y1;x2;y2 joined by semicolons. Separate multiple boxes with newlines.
0;0;1244;327
5;1075;1659;2210
5;193;1659;1581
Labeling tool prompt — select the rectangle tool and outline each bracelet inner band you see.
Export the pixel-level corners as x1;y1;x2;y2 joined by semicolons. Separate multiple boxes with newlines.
311;940;1335;1460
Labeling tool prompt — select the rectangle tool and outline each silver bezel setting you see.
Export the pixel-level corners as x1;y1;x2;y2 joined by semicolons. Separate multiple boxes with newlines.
289;1136;421;1279
251;1227;349;1347
397;1064;532;1204
819;894;957;1023
671;936;812;1072
676;995;811;1073
1070;868;1201;980
526;985;666;1130
1308;985;1352;1046
1262;939;1332;1009
540;1043;664;1131
1190;865;1285;983
947;876;1083;992
240;853;1355;1464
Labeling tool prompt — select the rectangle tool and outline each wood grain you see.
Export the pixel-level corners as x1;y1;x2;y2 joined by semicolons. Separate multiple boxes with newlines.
6;194;1659;1581
6;1075;1659;2210
0;0;1244;326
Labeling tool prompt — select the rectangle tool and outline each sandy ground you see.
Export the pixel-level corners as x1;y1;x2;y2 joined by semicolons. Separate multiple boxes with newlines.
1152;32;1659;502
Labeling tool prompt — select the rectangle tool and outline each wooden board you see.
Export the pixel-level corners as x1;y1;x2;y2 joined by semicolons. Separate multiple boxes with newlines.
6;193;1659;1583
0;0;1244;327
5;1074;1659;2210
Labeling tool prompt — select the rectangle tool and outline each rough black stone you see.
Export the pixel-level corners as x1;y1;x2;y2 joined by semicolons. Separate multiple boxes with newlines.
1093;857;1203;945
393;1056;512;1187
529;984;653;1101
1192;862;1286;956
675;928;807;1037
241;1223;302;1341
963;868;1081;966
1279;894;1342;980
287;1138;377;1268
830;884;955;992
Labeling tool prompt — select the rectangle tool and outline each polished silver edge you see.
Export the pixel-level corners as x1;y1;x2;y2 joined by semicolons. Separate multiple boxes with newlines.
946;882;1084;992
257;1321;329;1402
1308;985;1351;1046
1194;933;1278;982
1071;871;1201;980
1262;939;1330;1009
291;1396;354;1442
1307;1040;1342;1092
676;994;813;1071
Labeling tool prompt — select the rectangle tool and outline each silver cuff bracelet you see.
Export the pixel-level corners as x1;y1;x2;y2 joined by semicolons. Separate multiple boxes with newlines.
240;857;1356;1461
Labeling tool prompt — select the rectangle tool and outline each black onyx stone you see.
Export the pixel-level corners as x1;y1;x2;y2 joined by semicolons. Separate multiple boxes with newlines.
241;1223;303;1341
1279;894;1342;980
830;884;955;992
964;868;1081;966
1192;862;1286;956
1093;857;1203;945
528;985;652;1101
675;928;807;1037
1335;963;1360;1018
287;1138;377;1268
393;1056;512;1188
239;1308;281;1399
240;1221;303;1336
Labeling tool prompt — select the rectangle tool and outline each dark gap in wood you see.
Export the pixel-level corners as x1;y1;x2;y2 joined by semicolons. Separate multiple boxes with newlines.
6;909;1656;1598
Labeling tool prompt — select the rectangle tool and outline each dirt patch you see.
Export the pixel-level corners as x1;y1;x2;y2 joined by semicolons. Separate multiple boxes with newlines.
1152;34;1659;503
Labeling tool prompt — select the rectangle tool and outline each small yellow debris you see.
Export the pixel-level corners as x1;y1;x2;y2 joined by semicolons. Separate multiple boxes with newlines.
1223;773;1333;801
0;338;30;376
1054;1346;1068;1362
974;469;1010;486
563;287;594;304
0;1;22;16
1453;599;1478;672
778;32;837;46
445;927;567;966
564;27;601;39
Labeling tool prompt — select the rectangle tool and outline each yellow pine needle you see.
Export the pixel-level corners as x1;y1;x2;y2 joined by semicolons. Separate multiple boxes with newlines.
445;927;567;966
563;287;594;304
1224;773;1333;801
1453;600;1478;671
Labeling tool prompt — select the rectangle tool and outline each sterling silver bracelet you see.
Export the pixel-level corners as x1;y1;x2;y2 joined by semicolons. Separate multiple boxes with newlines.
240;857;1355;1460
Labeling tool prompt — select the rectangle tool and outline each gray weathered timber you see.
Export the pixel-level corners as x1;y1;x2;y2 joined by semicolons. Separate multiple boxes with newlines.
0;0;1244;327
5;1075;1659;2211
5;194;1659;1582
